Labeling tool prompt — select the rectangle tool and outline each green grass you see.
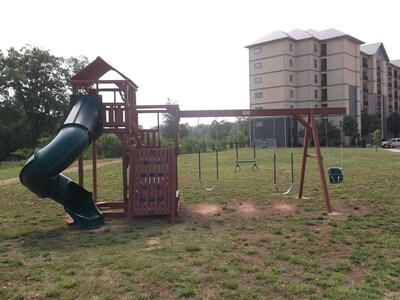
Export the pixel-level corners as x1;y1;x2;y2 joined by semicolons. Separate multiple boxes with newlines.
0;161;24;180
1;147;400;299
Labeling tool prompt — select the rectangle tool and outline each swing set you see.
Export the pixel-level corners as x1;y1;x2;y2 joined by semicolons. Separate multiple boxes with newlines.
32;58;346;229
235;141;258;172
198;118;219;191
181;107;346;213
324;117;344;183
272;116;295;195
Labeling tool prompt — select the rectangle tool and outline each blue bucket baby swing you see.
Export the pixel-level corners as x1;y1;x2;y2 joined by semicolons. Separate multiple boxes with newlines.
324;117;344;184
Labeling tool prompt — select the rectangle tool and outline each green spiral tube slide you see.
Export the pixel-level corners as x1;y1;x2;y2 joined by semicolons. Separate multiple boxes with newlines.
19;95;104;229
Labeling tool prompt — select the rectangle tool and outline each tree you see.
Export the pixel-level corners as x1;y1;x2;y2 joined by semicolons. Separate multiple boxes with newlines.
160;98;177;139
0;45;88;148
179;123;190;139
342;115;359;145
361;109;380;138
317;119;340;146
371;129;381;152
226;117;249;148
387;112;400;137
97;134;121;158
0;99;31;160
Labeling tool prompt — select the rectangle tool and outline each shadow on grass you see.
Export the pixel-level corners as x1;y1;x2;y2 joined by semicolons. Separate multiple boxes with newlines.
18;217;175;253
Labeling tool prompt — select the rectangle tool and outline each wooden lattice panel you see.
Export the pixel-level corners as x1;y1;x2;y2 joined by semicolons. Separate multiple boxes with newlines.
128;148;176;220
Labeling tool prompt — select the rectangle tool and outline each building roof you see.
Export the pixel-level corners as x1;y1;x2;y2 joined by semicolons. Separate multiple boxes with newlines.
245;28;364;48
390;59;400;68
287;29;313;40
360;42;382;55
360;42;390;61
249;30;291;45
71;56;138;89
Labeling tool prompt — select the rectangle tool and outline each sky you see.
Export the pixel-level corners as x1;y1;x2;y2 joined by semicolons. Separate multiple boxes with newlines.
2;0;400;127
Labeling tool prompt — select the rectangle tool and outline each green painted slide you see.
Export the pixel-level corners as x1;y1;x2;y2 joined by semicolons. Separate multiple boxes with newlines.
19;95;105;229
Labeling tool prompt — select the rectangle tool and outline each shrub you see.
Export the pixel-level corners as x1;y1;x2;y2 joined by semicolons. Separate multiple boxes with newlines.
96;134;121;158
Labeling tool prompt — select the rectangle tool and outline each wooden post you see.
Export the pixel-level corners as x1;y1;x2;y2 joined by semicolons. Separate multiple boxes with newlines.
92;137;97;202
78;154;84;187
297;114;312;199
309;110;332;213
293;109;332;213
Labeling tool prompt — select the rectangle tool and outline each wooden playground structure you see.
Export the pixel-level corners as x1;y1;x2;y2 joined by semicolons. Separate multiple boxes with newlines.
71;57;346;223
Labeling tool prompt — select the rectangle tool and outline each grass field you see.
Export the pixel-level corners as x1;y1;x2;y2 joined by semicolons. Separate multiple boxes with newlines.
1;147;400;299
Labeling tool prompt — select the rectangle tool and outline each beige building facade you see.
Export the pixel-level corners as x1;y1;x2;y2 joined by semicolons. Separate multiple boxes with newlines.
246;28;399;141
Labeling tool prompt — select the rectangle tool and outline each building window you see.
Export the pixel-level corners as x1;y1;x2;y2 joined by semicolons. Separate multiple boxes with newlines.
321;43;327;56
314;44;317;53
321;89;327;101
289;59;293;67
254;77;262;84
289;43;293;51
255;120;263;127
321;58;327;71
254;47;262;54
289;90;294;98
314;90;318;99
255;92;263;98
321;103;328;108
321;74;327;87
314;59;317;69
289;74;293;82
254;62;262;69
314;74;318;84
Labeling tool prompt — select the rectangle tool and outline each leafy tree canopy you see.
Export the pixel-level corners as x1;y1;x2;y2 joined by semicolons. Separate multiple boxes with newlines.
0;45;88;160
361;109;380;138
387;111;400;138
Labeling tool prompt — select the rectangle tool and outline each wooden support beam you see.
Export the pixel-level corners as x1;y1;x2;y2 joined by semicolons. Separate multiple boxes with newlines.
179;107;346;118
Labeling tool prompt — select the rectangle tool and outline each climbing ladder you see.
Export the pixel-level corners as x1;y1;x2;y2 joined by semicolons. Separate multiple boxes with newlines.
128;148;178;222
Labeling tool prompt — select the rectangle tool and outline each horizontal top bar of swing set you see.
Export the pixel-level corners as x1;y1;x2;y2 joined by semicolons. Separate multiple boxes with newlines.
179;107;346;118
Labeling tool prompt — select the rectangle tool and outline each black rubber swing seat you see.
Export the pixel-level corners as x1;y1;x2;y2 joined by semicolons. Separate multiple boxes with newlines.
328;167;343;184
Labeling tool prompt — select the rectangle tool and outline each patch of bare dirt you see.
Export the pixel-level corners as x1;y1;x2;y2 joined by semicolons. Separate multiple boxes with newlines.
180;200;297;220
182;203;221;217
271;202;296;214
347;268;367;286
327;204;371;221
146;237;160;247
0;177;19;186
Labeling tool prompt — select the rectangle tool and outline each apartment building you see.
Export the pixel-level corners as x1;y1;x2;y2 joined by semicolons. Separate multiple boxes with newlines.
246;28;399;144
361;42;400;138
